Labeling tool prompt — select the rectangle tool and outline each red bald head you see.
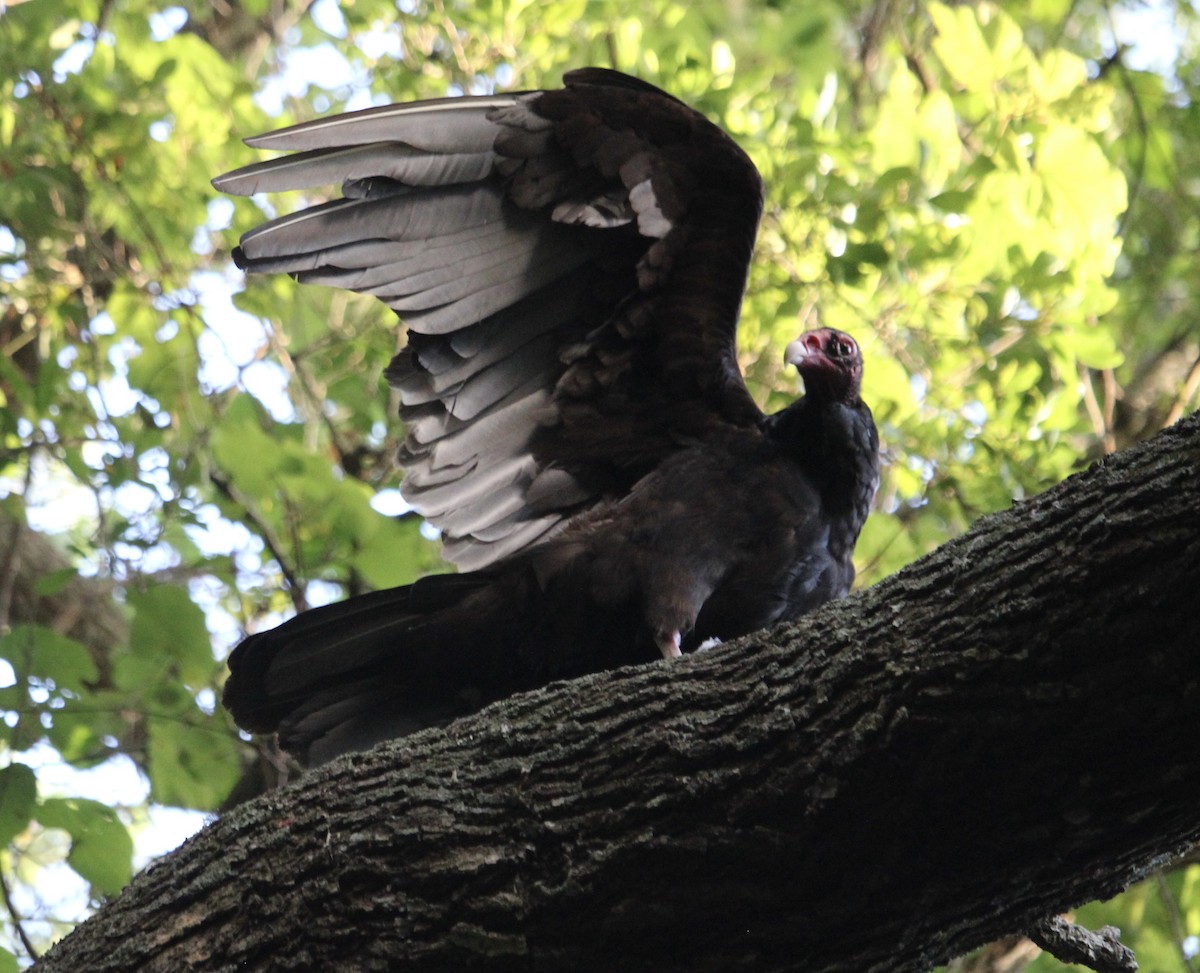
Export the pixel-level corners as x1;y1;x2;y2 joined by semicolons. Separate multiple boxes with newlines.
784;328;864;403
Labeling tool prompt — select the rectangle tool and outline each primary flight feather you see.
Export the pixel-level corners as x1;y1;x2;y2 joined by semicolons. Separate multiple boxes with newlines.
216;68;879;766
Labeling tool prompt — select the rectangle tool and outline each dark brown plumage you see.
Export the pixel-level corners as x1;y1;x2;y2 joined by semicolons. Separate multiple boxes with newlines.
215;68;879;766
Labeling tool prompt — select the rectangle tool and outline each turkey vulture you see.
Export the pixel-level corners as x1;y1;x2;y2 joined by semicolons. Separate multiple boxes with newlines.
215;68;879;766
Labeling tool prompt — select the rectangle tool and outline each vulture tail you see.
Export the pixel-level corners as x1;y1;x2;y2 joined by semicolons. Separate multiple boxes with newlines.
223;569;535;766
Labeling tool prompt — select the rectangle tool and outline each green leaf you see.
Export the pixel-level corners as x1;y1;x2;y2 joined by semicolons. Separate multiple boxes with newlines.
1056;326;1125;371
0;625;99;693
112;653;167;693
209;402;287;499
929;3;993;91
0;764;37;845
915;89;962;186
128;585;213;687
34;566;78;597
1037;126;1128;240
37;797;133;896
929;190;973;213
352;515;438;589
146;716;241;809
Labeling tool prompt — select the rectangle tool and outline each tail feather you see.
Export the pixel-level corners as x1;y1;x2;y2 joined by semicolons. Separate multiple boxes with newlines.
280;681;455;767
222;541;657;766
223;571;511;762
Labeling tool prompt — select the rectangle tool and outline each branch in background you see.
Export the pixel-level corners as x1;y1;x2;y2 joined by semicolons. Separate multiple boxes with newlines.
1153;871;1199;973
264;323;355;472
0;868;39;964
1106;48;1147;240
1165;352;1200;429
947;935;1041;973
1081;363;1116;455
209;471;308;614
0;513;22;634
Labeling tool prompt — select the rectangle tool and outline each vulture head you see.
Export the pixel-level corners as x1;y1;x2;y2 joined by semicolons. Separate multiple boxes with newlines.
785;328;865;404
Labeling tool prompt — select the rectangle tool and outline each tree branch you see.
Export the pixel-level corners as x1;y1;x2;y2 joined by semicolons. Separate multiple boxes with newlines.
35;411;1200;973
0;839;39;963
209;471;309;614
1153;871;1198;973
1029;917;1136;973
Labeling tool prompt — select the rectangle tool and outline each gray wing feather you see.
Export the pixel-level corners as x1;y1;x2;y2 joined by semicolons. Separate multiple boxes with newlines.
212;143;496;194
441;515;560;571
377;247;590;335
218;94;589;568
237;186;507;261
241;98;516;153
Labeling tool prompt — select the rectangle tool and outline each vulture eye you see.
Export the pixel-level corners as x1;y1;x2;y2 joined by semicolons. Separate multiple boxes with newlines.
831;336;856;359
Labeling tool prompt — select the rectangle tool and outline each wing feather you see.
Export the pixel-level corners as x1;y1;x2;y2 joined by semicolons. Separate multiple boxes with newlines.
212;143;497;194
236;186;507;261
239;97;516;152
215;69;766;569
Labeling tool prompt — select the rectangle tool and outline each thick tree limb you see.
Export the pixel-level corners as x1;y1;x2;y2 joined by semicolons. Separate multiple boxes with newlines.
36;412;1200;972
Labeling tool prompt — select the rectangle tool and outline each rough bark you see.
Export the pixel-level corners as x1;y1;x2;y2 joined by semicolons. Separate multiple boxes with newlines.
36;411;1200;973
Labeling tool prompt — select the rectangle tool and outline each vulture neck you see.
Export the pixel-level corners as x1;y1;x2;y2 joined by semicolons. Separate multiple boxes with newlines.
767;393;878;544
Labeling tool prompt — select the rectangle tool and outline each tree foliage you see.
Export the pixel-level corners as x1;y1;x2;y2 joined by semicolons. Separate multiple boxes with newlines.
0;0;1197;967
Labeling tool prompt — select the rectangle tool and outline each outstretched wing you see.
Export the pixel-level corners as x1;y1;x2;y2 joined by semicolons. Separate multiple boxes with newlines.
214;68;766;570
